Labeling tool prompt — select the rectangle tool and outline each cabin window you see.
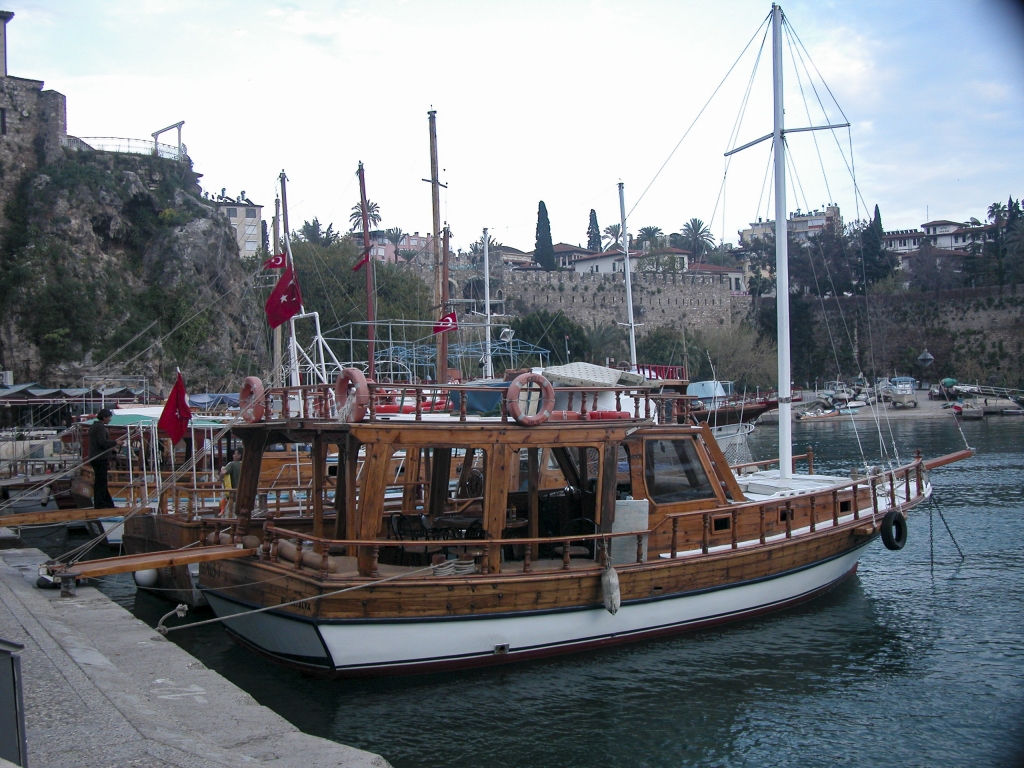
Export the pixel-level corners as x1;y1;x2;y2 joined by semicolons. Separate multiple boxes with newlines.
616;445;632;499
643;438;716;504
779;507;793;522
839;499;852;514
712;515;731;532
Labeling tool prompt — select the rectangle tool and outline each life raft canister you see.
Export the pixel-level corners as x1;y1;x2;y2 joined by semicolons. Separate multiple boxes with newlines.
239;376;266;423
880;508;908;551
335;367;370;423
505;372;555;427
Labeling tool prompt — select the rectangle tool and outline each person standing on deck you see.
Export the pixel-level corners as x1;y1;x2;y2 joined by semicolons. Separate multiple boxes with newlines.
88;409;118;509
218;447;243;516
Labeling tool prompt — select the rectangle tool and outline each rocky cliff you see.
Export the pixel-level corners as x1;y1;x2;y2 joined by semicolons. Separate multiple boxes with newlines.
0;149;266;391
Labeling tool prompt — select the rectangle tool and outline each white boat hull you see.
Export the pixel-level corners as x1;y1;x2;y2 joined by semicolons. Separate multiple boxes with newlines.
205;541;870;676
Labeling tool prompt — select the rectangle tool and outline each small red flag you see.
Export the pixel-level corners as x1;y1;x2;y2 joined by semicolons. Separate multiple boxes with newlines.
433;311;458;334
265;264;303;329
352;247;371;272
263;253;286;269
158;372;192;445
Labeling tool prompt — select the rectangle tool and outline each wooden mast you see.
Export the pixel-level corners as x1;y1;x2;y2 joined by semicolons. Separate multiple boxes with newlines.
428;110;444;382
439;224;450;381
358;162;376;382
272;195;282;385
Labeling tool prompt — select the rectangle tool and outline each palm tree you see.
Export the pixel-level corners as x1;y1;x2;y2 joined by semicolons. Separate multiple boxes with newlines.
297;218;340;246
470;234;505;259
988;201;1007;227
637;226;664;251
384;227;406;260
583;321;626;363
397;249;418;263
602;224;621;250
680;218;715;261
349;200;382;231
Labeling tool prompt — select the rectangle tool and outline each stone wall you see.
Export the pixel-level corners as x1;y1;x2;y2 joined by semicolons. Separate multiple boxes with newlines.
501;269;749;334
0;74;66;227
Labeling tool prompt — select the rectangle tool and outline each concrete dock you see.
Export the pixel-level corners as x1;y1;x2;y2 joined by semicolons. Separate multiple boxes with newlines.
757;392;1021;423
0;548;392;768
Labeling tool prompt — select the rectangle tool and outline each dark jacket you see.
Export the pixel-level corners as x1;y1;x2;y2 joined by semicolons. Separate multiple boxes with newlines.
88;420;118;462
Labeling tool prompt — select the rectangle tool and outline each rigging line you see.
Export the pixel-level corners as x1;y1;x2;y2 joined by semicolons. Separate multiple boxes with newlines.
754;143;775;230
94;320;160;371
783;18;850;124
627;12;772;218
786;148;867;466
784;23;832;205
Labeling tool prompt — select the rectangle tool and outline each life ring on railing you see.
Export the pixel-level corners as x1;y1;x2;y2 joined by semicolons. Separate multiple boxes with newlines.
880;509;907;551
239;376;266;423
335;367;370;423
505;373;555;427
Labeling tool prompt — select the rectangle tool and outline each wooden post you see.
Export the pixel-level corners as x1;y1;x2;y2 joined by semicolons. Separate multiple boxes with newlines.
528;447;540;562
785;500;793;538
333;437;349;539
809;495;816;532
562;541;571;570
759;505;766;544
832;489;839;525
702;513;710;554
234;432;268;523
889;471;897;511
671;517;678;558
580;391;588;418
871;477;879;520
807;447;814;474
311;435;325;553
731;511;738;549
904;467;911;506
523;540;532;573
852;481;859;520
636;534;644;563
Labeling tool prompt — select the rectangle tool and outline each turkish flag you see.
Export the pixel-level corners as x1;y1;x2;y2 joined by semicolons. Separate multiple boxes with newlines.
158;372;192;445
433;311;458;334
263;253;286;269
352;247;371;272
265;264;303;329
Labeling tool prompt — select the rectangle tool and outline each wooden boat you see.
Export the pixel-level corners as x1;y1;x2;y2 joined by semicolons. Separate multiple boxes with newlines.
188;375;967;676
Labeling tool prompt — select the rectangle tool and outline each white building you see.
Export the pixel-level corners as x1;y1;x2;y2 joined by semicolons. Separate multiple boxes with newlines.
739;205;842;245
883;219;998;254
214;192;262;256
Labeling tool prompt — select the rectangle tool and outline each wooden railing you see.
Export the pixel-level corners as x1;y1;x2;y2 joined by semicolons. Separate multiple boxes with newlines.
656;455;930;558
256;522;652;577
731;449;814;474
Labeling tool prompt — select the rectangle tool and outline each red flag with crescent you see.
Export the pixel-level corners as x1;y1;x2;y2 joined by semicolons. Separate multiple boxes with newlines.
263;253;287;269
158;372;192;445
265;264;303;329
352;247;371;272
433;311;458;334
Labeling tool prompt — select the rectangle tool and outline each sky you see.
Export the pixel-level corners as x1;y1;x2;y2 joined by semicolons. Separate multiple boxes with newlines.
10;0;1024;252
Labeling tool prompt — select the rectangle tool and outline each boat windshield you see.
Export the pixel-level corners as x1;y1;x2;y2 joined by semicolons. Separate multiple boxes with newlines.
643;438;716;504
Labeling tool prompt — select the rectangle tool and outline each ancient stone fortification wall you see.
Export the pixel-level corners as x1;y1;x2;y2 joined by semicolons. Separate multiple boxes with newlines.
502;269;750;334
0;75;66;227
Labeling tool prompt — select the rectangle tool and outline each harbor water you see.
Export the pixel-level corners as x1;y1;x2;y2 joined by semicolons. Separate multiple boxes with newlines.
88;416;1023;767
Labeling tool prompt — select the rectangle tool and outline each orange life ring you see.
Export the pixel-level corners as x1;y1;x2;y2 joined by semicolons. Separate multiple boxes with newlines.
239;376;266;423
335;367;370;423
506;373;555;427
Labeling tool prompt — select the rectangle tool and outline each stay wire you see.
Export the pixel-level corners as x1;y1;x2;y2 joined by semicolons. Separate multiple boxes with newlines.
627;11;772;218
784;23;832;204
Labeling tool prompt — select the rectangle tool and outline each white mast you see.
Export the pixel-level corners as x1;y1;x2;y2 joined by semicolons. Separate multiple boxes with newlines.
618;182;638;368
772;3;793;479
483;227;493;378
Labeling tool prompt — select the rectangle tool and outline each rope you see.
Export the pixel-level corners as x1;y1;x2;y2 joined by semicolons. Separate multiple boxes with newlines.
156;561;441;635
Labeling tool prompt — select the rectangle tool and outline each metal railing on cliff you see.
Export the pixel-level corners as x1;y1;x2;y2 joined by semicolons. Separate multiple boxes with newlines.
61;135;190;163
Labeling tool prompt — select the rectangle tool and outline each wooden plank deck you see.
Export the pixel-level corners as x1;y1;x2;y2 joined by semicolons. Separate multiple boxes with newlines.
1;506;139;527
55;545;257;579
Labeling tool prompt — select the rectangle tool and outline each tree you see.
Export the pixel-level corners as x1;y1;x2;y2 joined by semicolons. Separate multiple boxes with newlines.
349;200;381;232
587;210;601;252
533;201;557;271
470;233;504;261
988;201;1008;227
680;218;715;261
296;218;341;247
602;224;621;250
859;204;896;288
384;227;405;260
510;310;588;365
583;321;626;363
637;226;664;251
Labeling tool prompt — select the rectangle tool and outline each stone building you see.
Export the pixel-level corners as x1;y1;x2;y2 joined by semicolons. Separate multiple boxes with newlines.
0;11;67;228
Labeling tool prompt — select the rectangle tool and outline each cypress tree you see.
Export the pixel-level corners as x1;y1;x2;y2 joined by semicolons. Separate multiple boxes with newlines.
534;201;557;271
587;209;601;252
860;203;894;287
